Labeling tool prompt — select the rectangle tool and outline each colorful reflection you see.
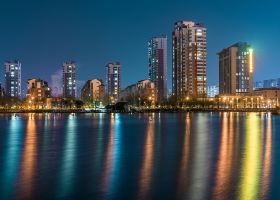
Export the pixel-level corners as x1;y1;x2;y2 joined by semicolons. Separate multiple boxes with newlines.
138;114;155;199
0;112;276;199
41;114;52;169
213;112;235;199
17;114;37;199
1;116;23;198
261;113;272;199
58;114;77;198
239;113;261;200
101;113;122;196
177;113;191;198
94;113;105;172
188;113;211;200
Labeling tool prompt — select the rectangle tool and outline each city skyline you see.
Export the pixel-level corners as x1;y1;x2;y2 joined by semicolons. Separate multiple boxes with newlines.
1;1;280;199
1;0;280;91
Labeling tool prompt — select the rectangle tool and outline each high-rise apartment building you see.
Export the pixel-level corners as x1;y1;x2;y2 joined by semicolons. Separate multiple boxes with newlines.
148;35;167;102
62;61;76;98
0;83;5;97
219;42;254;95
4;60;21;98
106;62;121;103
172;21;207;100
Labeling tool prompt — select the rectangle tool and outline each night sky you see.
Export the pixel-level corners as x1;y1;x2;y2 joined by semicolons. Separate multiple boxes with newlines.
0;0;279;91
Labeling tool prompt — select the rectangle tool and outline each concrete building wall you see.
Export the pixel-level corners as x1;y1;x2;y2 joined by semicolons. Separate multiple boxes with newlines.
106;62;121;103
172;21;207;100
148;35;167;102
4;60;21;98
62;61;76;98
219;43;253;96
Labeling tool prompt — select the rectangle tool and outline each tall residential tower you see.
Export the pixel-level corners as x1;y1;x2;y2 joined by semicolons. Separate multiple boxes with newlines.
218;42;254;95
62;61;76;98
172;21;207;100
5;60;21;98
106;62;121;103
148;35;167;102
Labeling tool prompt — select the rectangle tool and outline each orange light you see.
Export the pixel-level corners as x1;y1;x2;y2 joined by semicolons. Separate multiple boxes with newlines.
249;49;254;73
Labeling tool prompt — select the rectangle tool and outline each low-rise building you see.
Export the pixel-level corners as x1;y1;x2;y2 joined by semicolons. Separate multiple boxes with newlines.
119;79;156;106
26;78;51;108
216;95;263;109
254;87;280;108
254;78;280;89
81;79;105;107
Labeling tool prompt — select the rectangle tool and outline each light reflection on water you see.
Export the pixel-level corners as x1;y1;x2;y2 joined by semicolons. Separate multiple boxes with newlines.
17;114;37;199
57;114;77;198
213;112;235;199
261;113;272;199
101;113;122;197
138;113;155;199
188;113;211;200
177;113;190;198
0;115;23;199
0;112;277;199
239;113;262;200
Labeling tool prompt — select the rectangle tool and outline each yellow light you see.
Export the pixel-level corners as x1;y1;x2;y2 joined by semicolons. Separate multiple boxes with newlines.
239;113;261;200
249;48;254;73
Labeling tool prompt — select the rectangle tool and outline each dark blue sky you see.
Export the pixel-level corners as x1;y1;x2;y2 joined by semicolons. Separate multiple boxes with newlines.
1;0;280;90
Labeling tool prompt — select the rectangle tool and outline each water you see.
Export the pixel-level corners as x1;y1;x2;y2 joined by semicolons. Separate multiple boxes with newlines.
0;112;278;200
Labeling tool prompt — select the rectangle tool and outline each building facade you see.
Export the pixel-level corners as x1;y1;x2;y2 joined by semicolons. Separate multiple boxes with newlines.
26;78;51;108
4;60;21;98
148;35;167;102
207;85;219;97
51;70;63;97
62;61;76;98
76;80;85;98
81;79;105;106
254;78;280;89
219;42;254;95
119;79;156;106
172;21;207;100
254;81;264;89
0;83;5;97
254;87;280;108
106;62;121;103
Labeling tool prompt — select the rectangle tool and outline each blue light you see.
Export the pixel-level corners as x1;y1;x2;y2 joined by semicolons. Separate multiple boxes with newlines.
0;118;22;198
57;114;77;198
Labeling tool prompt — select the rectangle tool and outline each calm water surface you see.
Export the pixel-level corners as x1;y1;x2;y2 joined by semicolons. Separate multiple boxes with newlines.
0;112;279;200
